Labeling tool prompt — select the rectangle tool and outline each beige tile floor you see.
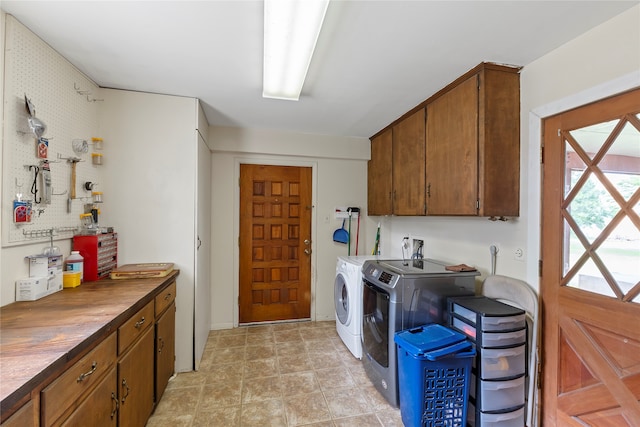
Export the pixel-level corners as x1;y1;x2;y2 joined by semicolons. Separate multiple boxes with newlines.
146;321;403;427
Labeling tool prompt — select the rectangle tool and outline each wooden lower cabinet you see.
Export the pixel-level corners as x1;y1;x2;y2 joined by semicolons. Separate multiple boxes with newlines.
118;327;154;427
155;301;176;402
0;276;177;427
41;334;117;426
61;368;118;427
0;399;37;427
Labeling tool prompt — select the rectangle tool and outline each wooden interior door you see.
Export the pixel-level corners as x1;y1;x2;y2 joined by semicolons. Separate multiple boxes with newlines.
239;164;312;323
426;74;478;215
541;88;640;426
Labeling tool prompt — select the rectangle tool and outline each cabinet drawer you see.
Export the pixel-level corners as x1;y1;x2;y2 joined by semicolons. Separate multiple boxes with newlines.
118;301;153;355
451;317;526;348
155;281;176;317
471;374;525;412
41;333;117;426
478;344;526;380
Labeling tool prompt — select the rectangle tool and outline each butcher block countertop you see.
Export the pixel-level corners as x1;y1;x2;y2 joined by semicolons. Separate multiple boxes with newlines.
0;270;179;417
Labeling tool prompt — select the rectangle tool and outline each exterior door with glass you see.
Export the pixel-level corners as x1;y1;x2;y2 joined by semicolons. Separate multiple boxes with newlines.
541;88;640;426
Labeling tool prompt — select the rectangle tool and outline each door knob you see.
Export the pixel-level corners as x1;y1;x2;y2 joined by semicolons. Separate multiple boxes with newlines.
304;239;311;245
304;248;311;255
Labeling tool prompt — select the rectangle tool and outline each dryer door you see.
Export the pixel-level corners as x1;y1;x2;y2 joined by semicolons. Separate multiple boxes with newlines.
334;273;351;325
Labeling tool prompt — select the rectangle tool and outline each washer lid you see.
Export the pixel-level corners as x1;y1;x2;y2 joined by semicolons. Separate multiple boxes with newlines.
378;258;479;277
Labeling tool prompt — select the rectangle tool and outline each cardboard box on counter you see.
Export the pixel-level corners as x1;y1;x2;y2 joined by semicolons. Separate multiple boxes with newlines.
16;273;63;301
27;254;63;278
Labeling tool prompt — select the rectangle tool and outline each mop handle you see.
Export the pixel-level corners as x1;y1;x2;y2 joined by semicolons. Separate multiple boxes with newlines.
355;213;360;255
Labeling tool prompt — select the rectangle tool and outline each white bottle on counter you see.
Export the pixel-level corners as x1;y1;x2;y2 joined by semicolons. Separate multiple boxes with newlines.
65;251;84;282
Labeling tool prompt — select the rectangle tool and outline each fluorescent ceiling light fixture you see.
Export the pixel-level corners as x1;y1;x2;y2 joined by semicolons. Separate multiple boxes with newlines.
263;0;330;101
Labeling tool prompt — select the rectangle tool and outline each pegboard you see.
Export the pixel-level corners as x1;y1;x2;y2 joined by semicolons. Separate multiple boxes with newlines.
2;16;104;246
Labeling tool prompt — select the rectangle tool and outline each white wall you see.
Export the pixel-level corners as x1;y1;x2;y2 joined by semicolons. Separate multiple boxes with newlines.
209;126;371;329
99;89;198;372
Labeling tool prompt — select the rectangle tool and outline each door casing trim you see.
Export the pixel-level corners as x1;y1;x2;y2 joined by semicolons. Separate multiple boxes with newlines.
233;156;318;328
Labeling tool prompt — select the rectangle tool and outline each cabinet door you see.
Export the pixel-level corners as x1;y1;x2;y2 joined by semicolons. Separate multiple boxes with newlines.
478;68;520;217
426;75;479;215
1;399;36;427
61;367;118;427
368;128;393;215
392;109;425;215
118;327;154;427
155;301;176;403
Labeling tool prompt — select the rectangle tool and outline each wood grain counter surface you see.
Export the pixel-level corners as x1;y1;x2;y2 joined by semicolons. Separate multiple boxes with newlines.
0;270;179;417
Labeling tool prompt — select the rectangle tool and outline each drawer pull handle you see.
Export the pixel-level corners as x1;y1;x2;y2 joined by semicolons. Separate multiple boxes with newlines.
77;361;97;382
164;293;172;301
110;392;119;419
158;337;165;353
134;317;146;329
121;379;130;403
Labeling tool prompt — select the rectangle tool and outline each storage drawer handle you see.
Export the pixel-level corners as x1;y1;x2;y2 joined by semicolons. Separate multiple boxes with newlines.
110;392;119;419
77;361;97;382
164;293;172;301
121;379;130;403
134;317;146;329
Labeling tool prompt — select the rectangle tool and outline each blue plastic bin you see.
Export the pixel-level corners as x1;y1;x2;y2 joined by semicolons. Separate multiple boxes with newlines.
394;324;476;427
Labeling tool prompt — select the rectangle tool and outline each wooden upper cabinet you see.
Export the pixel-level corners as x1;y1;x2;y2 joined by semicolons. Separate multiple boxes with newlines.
392;108;426;215
427;64;520;217
368;62;520;218
368;128;393;215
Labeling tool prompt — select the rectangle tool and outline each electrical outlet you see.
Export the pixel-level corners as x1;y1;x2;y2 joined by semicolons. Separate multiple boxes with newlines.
514;247;524;261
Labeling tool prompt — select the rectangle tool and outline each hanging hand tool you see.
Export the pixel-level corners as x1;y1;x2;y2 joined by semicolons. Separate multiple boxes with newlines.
347;208;352;256
68;157;81;199
41;160;52;204
30;165;41;204
349;207;361;255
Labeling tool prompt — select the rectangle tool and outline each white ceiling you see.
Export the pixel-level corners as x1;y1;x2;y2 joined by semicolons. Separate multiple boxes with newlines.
1;1;637;138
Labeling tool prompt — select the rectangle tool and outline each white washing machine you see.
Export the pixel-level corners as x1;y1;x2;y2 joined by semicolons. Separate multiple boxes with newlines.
334;255;378;359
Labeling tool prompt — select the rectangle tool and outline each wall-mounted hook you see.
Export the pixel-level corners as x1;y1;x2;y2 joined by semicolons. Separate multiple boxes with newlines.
74;82;91;95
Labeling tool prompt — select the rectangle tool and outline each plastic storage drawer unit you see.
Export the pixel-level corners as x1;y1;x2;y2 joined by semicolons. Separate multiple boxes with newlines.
394;324;476;427
470;374;525;412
